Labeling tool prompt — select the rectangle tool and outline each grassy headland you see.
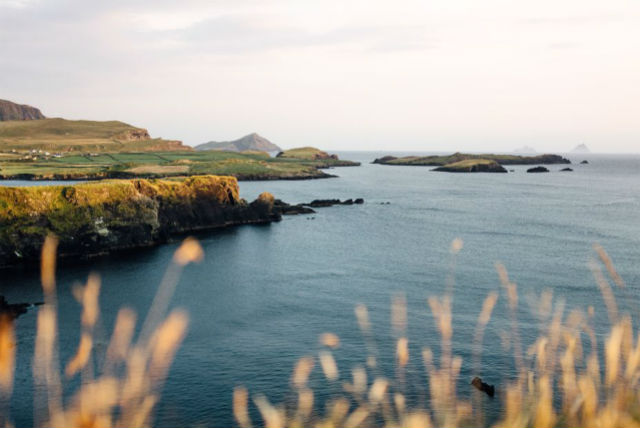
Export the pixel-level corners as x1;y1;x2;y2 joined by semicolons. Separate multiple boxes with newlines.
0;176;279;268
276;146;360;166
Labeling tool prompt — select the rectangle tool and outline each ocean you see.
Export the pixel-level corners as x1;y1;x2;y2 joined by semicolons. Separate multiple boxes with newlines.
2;152;639;426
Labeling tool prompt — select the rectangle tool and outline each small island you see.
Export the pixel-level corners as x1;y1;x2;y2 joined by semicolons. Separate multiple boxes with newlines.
276;146;360;167
433;159;507;173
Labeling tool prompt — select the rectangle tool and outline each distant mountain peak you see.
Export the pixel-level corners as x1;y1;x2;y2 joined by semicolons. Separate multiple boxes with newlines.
571;143;590;153
0;99;46;121
195;133;282;152
513;145;537;154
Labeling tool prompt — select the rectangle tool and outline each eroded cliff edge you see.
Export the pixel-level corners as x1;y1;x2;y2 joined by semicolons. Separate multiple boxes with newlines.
0;176;279;268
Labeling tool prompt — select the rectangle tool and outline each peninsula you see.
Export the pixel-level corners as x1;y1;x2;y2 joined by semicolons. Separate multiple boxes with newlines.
0;100;360;181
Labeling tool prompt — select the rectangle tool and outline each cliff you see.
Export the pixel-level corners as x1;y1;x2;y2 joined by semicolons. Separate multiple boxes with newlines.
195;133;282;152
0;99;45;121
0;176;279;268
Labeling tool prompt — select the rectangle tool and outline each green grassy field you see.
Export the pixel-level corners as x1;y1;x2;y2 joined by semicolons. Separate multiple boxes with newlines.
0;149;351;180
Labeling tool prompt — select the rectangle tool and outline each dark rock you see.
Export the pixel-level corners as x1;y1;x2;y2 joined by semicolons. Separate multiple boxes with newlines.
355;198;364;204
0;296;44;320
273;200;316;216
580;160;589;164
342;199;354;205
527;166;549;173
560;168;573;172
306;199;342;207
471;377;495;398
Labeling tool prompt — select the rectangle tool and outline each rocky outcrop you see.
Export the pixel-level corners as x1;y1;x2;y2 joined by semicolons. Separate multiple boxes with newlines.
527;166;549;173
0;99;45;121
195;133;282;152
560;168;573;172
471;377;495;397
273;198;364;215
580;160;589;164
0;176;280;268
114;128;151;141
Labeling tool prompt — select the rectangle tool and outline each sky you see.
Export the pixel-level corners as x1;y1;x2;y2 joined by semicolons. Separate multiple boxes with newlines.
1;0;639;153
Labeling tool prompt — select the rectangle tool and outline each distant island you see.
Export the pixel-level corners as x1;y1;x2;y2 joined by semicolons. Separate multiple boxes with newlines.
512;145;537;154
195;133;282;153
0;99;360;181
571;144;591;153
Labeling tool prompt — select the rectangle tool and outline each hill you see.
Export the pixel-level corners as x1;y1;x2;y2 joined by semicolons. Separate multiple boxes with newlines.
0;118;190;153
0;99;45;121
195;133;282;152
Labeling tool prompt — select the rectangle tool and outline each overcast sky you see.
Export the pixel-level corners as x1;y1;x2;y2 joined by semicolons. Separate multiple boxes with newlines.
2;0;639;152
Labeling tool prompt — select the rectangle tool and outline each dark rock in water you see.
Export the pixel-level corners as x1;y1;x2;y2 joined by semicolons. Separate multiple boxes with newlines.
273;200;316;215
471;377;495;397
527;166;549;173
560;168;573;172
307;199;342;207
0;295;44;320
274;198;364;215
580;160;589;164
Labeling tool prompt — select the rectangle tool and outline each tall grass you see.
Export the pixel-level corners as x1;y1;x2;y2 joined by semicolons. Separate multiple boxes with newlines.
1;235;201;427
0;237;638;427
234;240;640;428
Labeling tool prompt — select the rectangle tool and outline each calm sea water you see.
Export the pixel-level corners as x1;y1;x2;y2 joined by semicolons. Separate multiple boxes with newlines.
2;152;640;426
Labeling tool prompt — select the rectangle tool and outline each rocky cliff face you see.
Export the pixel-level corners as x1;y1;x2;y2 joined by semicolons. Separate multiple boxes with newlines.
0;176;279;268
0;99;45;121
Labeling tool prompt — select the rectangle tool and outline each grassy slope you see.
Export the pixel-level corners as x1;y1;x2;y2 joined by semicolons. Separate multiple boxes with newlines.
0;118;188;152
